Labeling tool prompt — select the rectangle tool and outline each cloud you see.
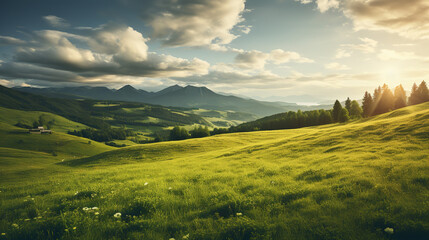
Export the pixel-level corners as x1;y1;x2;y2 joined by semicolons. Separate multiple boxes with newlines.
378;49;429;62
344;0;429;39
316;0;340;13
43;15;70;28
335;49;352;59
0;24;209;84
145;0;247;47
295;0;313;4
269;49;314;64
325;62;350;70
0;36;26;45
234;49;314;69
235;50;269;69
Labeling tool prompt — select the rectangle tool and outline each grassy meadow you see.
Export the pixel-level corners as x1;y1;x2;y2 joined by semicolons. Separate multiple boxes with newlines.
0;103;428;239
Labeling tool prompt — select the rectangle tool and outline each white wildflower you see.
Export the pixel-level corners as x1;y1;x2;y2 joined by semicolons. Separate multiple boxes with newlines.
236;212;243;216
82;207;90;211
168;187;172;190
92;207;99;210
384;227;394;235
94;212;100;215
114;212;121;218
144;182;149;186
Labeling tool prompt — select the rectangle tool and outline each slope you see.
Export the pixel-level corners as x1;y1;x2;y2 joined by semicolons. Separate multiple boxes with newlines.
1;102;428;240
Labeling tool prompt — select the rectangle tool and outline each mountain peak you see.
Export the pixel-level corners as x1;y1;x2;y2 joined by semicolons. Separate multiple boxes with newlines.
118;85;136;91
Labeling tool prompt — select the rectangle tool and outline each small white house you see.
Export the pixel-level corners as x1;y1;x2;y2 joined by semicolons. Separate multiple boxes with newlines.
29;126;52;134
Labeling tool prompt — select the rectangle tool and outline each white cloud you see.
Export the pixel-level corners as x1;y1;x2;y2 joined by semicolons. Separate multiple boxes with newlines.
325;62;350;70
235;50;269;69
43;15;70;28
335;49;352;59
316;0;340;13
0;79;12;87
295;0;313;4
146;0;247;47
344;0;429;39
234;49;314;69
269;49;314;64
378;49;429;62
0;36;26;45
0;24;210;84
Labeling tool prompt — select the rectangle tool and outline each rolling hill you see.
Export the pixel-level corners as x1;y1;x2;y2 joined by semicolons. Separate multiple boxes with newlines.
15;85;332;117
0;102;427;239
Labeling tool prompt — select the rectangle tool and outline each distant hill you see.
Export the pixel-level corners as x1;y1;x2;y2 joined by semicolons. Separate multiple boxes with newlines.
15;85;332;117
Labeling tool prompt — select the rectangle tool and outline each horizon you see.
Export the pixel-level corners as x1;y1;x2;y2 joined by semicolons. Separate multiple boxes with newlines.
1;0;428;103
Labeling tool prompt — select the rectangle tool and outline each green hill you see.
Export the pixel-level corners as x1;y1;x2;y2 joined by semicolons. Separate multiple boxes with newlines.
0;103;428;239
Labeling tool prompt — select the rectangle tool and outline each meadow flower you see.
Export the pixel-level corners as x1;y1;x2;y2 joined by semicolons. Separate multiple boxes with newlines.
384;227;394;234
114;212;121;218
168;187;172;190
65;229;69;232
236;212;243;216
82;207;90;211
169;238;175;240
75;191;79;195
183;233;190;239
94;212;100;215
12;223;18;228
92;207;99;210
144;182;149;186
73;227;77;230
1;233;5;236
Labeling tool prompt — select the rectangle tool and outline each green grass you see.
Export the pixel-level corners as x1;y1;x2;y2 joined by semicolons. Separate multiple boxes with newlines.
0;107;88;133
0;103;428;239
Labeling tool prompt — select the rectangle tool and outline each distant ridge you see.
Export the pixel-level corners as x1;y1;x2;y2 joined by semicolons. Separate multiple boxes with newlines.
14;85;332;116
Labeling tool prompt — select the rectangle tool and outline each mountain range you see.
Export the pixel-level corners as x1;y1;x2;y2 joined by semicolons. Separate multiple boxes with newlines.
14;85;331;117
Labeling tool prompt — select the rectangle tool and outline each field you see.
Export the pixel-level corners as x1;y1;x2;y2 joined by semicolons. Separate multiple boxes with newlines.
0;103;428;239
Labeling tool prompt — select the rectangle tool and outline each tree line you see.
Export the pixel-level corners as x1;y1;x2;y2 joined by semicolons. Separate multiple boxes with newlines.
68;127;135;142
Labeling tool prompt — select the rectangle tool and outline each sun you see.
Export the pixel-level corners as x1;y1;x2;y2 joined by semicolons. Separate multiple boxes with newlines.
380;67;402;87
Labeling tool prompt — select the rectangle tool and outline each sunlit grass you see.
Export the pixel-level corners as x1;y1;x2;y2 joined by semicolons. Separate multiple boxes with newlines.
0;103;428;239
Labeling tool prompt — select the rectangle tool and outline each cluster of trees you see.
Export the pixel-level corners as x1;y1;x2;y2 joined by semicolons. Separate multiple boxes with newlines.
169;125;210;141
68;127;135;142
362;80;428;117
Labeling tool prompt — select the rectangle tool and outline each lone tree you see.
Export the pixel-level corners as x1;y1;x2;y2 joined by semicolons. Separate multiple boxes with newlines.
349;100;363;118
393;84;407;109
362;91;373;117
332;100;343;122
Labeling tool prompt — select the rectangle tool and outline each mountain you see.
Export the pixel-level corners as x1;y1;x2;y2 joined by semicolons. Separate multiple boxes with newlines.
14;85;332;117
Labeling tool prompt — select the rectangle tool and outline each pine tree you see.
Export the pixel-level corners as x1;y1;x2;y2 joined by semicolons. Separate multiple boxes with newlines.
338;108;350;122
319;109;333;124
393;84;407;109
373;86;382;102
345;97;352;113
408;83;419;105
373;84;394;115
417;80;429;103
349;100;363;118
332;100;342;122
362;91;373;117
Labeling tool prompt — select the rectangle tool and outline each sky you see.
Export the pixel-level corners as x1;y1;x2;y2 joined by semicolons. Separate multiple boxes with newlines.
0;0;428;104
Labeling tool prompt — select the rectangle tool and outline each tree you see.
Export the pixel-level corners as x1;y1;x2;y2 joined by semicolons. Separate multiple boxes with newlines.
373;86;382;103
393;84;407;109
170;126;190;140
362;91;373;117
349;100;363;118
191;126;210;138
345;97;352;113
332;100;342;122
319;109;333;124
338;108;350;122
373;84;394;115
408;83;419;105
417;80;429;103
